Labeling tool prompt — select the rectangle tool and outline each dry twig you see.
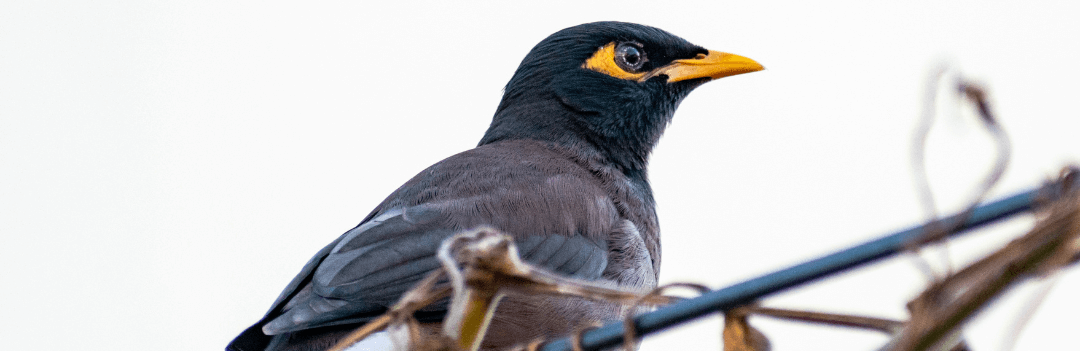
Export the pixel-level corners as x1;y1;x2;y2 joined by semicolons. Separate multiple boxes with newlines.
889;169;1080;350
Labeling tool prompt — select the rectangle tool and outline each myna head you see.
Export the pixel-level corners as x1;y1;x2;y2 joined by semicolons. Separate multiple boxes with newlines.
479;21;763;172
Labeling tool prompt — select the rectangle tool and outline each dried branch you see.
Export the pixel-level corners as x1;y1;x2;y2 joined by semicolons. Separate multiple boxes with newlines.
889;170;1080;350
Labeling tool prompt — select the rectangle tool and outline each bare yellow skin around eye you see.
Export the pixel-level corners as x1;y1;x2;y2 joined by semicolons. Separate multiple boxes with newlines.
582;42;646;81
583;42;765;83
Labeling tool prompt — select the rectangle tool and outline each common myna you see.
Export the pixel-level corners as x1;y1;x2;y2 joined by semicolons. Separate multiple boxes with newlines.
228;21;762;351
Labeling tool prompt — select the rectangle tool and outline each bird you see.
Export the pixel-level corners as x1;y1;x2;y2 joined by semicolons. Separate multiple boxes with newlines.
227;21;763;351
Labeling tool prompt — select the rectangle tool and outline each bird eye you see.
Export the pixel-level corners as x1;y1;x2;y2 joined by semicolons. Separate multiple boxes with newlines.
614;43;646;73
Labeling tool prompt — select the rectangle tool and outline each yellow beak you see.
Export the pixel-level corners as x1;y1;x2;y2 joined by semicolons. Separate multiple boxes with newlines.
641;50;764;83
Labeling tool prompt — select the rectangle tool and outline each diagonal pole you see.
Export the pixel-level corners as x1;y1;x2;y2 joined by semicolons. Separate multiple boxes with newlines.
541;180;1072;351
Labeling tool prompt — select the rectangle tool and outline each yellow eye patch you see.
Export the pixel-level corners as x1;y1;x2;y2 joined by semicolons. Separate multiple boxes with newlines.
582;43;646;81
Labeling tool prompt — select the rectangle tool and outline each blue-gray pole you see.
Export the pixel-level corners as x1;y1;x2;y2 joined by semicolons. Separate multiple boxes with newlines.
541;184;1059;351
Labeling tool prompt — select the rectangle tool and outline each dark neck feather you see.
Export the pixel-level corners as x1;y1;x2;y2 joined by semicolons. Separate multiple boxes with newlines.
478;95;671;175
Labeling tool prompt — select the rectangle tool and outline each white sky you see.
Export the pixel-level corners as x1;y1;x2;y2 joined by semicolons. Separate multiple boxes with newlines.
3;1;1079;350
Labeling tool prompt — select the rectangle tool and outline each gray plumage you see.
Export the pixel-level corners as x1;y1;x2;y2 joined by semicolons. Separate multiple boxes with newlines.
233;140;659;351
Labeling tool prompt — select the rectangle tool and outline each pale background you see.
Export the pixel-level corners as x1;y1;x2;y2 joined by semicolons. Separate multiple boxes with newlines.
2;1;1079;350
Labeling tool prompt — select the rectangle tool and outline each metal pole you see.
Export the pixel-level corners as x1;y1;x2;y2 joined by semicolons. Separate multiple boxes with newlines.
541;186;1051;351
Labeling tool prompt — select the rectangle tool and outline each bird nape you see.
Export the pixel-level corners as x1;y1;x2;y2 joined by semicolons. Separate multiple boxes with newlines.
228;21;762;351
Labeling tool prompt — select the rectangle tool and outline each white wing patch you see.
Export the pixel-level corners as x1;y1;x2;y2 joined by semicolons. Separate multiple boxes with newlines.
604;219;657;289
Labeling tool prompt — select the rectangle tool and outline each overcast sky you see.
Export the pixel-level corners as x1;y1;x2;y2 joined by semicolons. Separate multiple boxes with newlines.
3;1;1079;350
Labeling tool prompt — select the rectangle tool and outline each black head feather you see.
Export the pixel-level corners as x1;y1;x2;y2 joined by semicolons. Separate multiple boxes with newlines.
479;21;712;173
